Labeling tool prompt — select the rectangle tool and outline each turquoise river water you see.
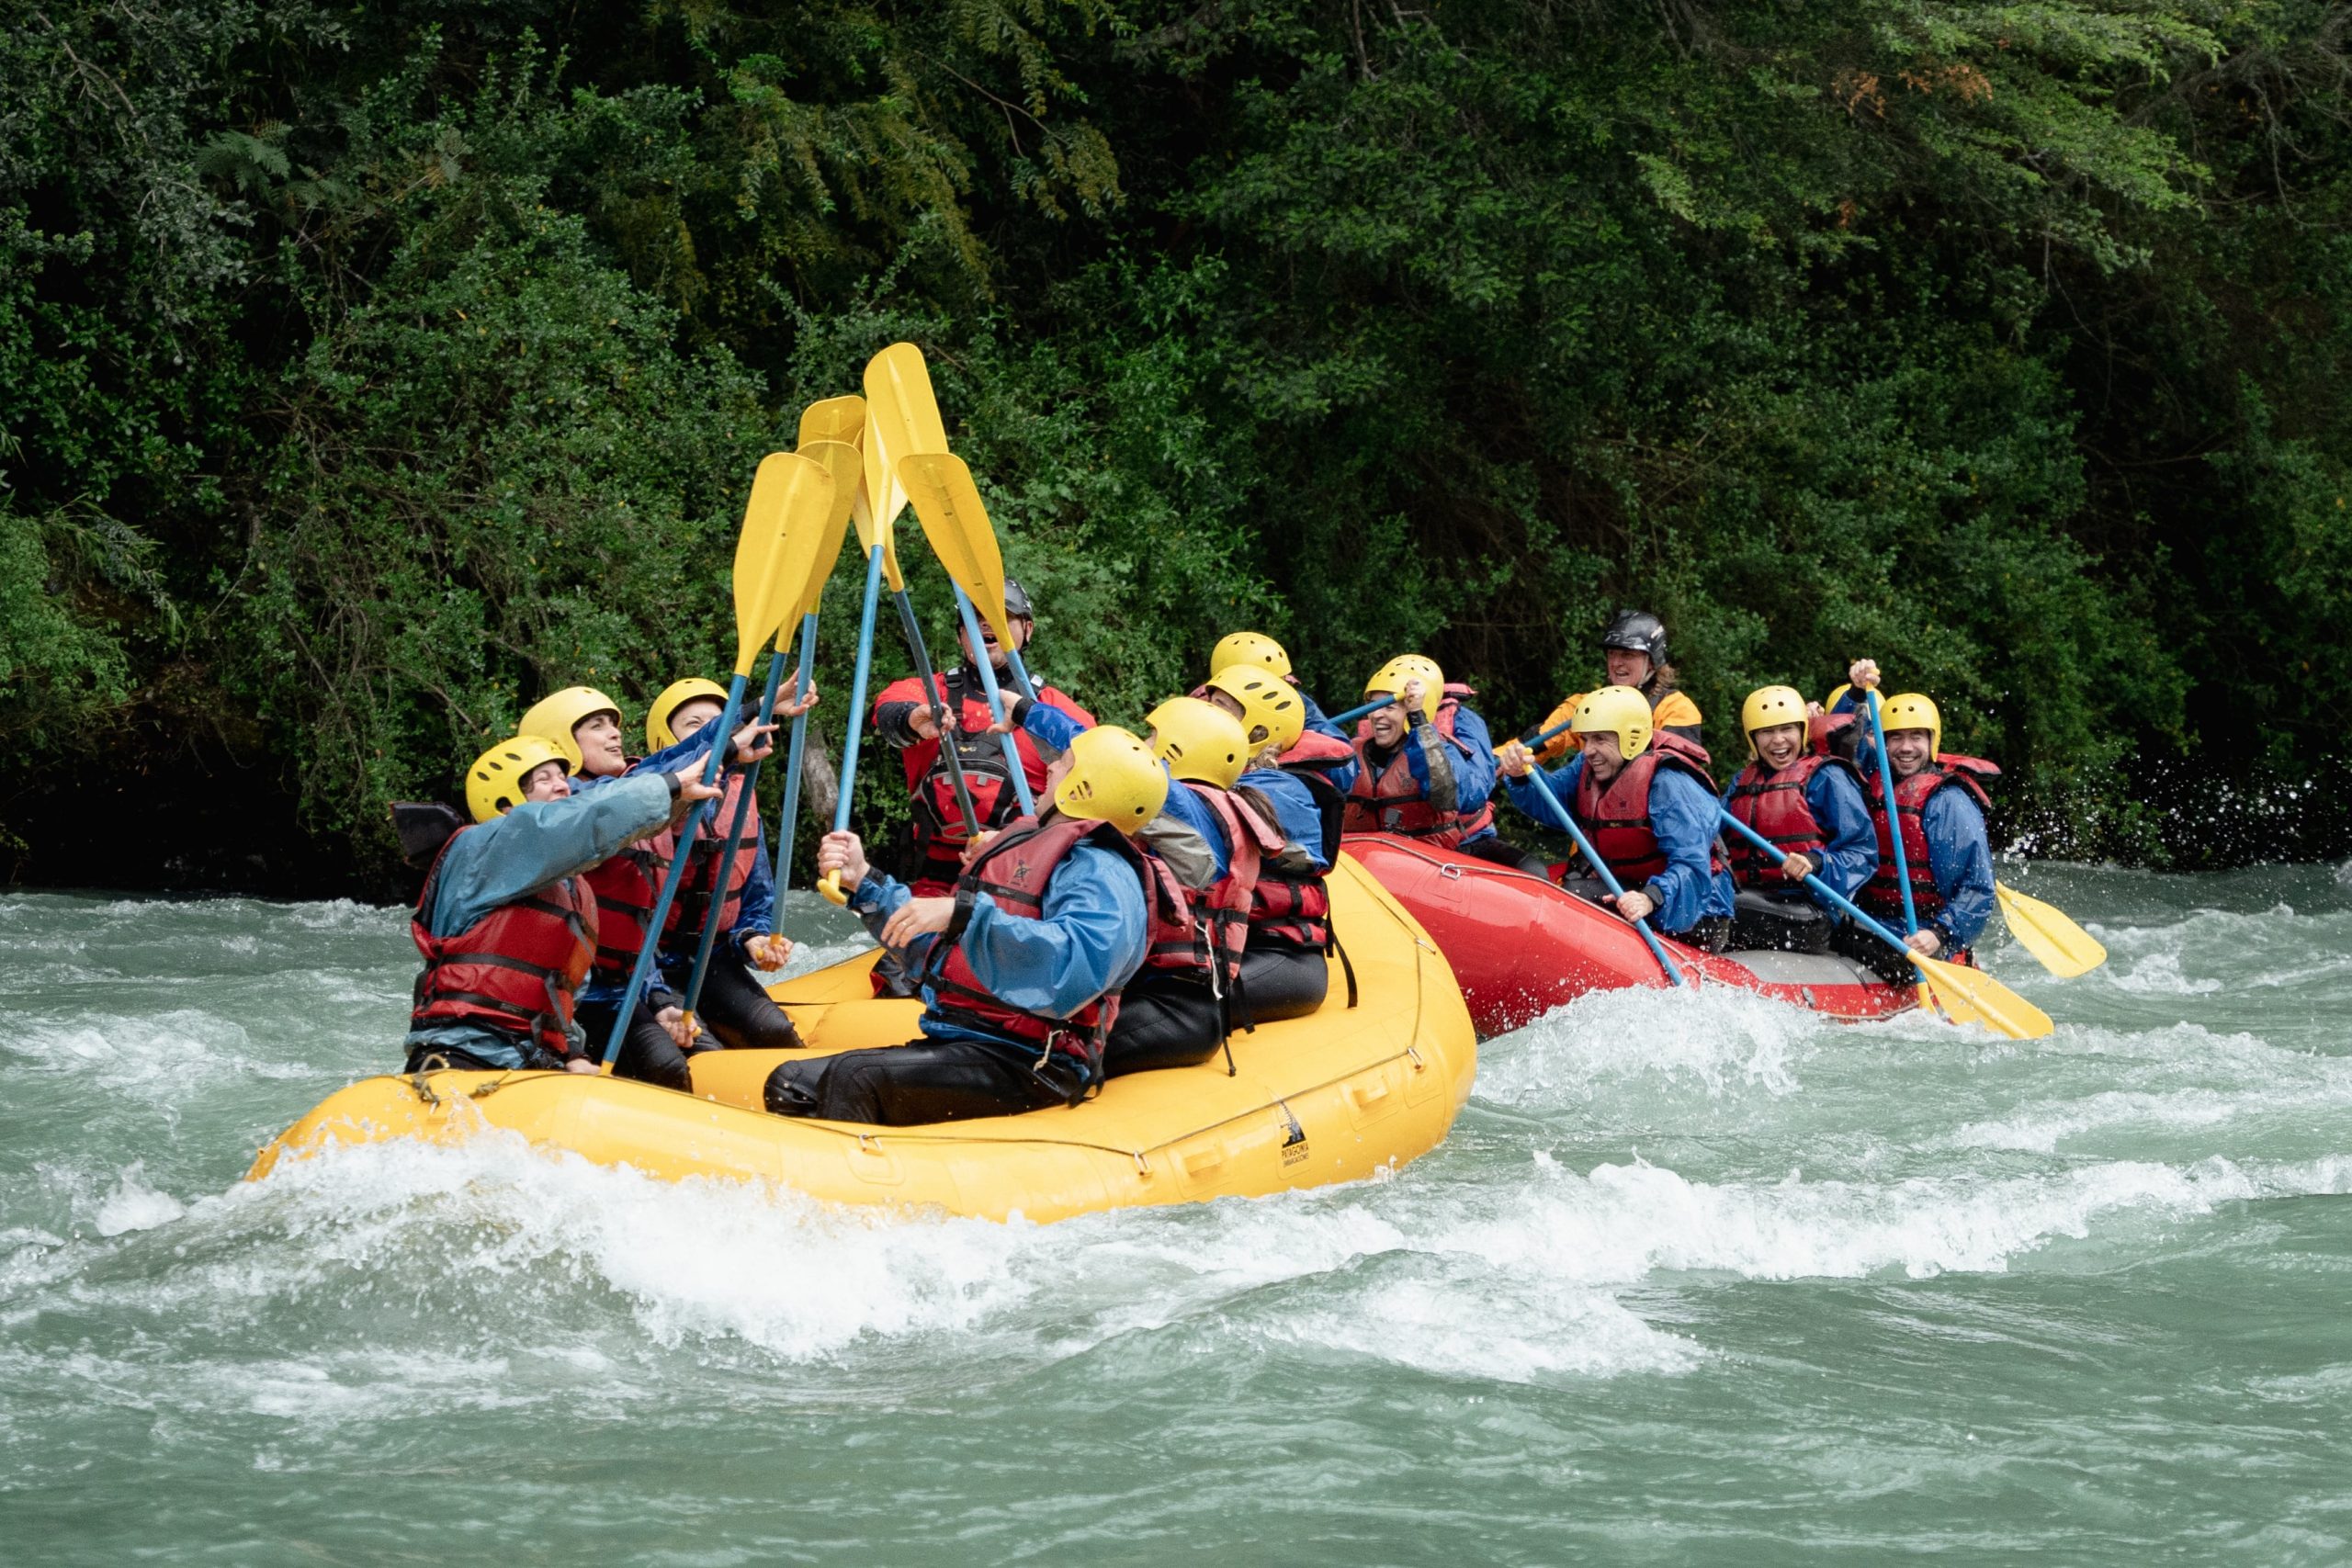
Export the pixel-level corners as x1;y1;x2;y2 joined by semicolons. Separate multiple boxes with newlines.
4;862;2351;1564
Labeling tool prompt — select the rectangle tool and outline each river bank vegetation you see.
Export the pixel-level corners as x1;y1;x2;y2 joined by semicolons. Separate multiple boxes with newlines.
4;1;2347;894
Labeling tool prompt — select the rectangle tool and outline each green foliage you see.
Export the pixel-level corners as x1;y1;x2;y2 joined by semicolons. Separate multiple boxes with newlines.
2;0;2348;883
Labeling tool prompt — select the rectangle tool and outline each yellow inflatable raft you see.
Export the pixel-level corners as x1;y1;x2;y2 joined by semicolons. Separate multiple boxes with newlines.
248;854;1476;1222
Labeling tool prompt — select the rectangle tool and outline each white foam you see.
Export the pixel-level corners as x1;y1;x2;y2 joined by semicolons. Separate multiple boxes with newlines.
93;1165;188;1236
1481;981;1830;1103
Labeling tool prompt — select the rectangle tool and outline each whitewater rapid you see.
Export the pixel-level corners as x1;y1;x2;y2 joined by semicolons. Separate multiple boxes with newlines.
5;862;2350;1563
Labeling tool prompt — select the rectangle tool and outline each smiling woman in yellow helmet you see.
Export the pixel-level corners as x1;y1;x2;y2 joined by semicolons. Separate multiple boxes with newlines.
1332;654;1549;875
515;674;811;1089
1718;684;1879;954
767;726;1162;1126
1498;683;1736;950
1525;609;1704;765
400;735;727;1078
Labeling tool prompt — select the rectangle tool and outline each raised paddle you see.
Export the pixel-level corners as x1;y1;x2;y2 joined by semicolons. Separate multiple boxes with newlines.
1328;694;1400;728
1715;810;2053;1040
899;451;1035;814
600;451;819;1067
859;344;986;846
673;450;838;1040
815;446;894;908
865;347;1039;809
763;434;862;908
1510;760;1684;987
1995;882;2109;977
1861;689;1922;938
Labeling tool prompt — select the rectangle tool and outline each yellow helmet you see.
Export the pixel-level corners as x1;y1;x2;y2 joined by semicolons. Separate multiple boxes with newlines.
517;685;621;773
1880;692;1942;755
1211;631;1291;681
1146;695;1249;789
1739;685;1808;753
1054;725;1169;830
464;735;569;823
646;677;729;751
1823;682;1853;713
1570;684;1653;760
1204;663;1305;753
1363;654;1443;719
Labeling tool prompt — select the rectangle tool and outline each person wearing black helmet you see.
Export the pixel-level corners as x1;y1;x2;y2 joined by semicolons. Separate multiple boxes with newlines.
1523;609;1704;766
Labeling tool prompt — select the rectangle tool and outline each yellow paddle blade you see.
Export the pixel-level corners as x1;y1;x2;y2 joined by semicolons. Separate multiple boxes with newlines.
1996;882;2108;977
730;451;833;674
729;452;797;675
787;438;863;624
862;342;950;533
1911;952;2052;1041
797;394;864;451
899;452;1013;639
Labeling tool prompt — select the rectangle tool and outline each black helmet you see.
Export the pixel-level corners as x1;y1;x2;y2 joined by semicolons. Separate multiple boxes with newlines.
1002;577;1034;620
1600;608;1667;670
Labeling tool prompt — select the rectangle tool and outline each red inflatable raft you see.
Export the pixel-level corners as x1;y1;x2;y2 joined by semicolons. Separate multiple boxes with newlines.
1343;833;1917;1037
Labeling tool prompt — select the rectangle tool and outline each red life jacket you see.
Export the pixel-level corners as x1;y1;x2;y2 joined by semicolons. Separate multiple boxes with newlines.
878;669;1093;886
924;813;1149;1072
581;836;679;979
666;771;761;945
1142;784;1280;986
1571;732;1729;889
1278;728;1354;771
1724;752;1866;888
1859;755;1998;928
1341;685;1497;848
409;827;600;1060
1232;779;1334;950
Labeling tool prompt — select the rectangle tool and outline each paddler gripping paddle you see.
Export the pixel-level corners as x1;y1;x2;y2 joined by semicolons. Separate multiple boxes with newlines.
1716;809;2053;1040
601;450;828;1068
1840;667;2104;979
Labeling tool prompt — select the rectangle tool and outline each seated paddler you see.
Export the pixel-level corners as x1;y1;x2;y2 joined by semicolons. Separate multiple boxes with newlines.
1328;655;1545;874
1527;608;1703;763
1200;664;1339;1018
1720;684;1877;953
1837;689;1999;983
518;680;807;1089
641;678;807;1055
763;726;1162;1126
399;734;729;1077
1497;684;1735;952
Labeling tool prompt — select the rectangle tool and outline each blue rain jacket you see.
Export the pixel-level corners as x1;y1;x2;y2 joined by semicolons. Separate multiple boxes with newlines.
846;849;1148;1055
1506;752;1736;932
1917;785;1996;952
1238;767;1329;869
404;773;678;1067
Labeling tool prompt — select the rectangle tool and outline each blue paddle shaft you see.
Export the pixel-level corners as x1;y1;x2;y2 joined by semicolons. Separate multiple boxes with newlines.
1328;694;1397;728
601;674;748;1066
893;586;983;836
1515;761;1683;987
771;613;819;898
1716;809;1915;959
951;586;1035;816
1002;641;1040;705
831;545;886;834
1864;690;1920;935
680;649;794;1019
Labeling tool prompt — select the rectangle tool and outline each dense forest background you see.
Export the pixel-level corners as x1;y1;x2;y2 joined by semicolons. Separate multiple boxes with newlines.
3;0;2347;896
